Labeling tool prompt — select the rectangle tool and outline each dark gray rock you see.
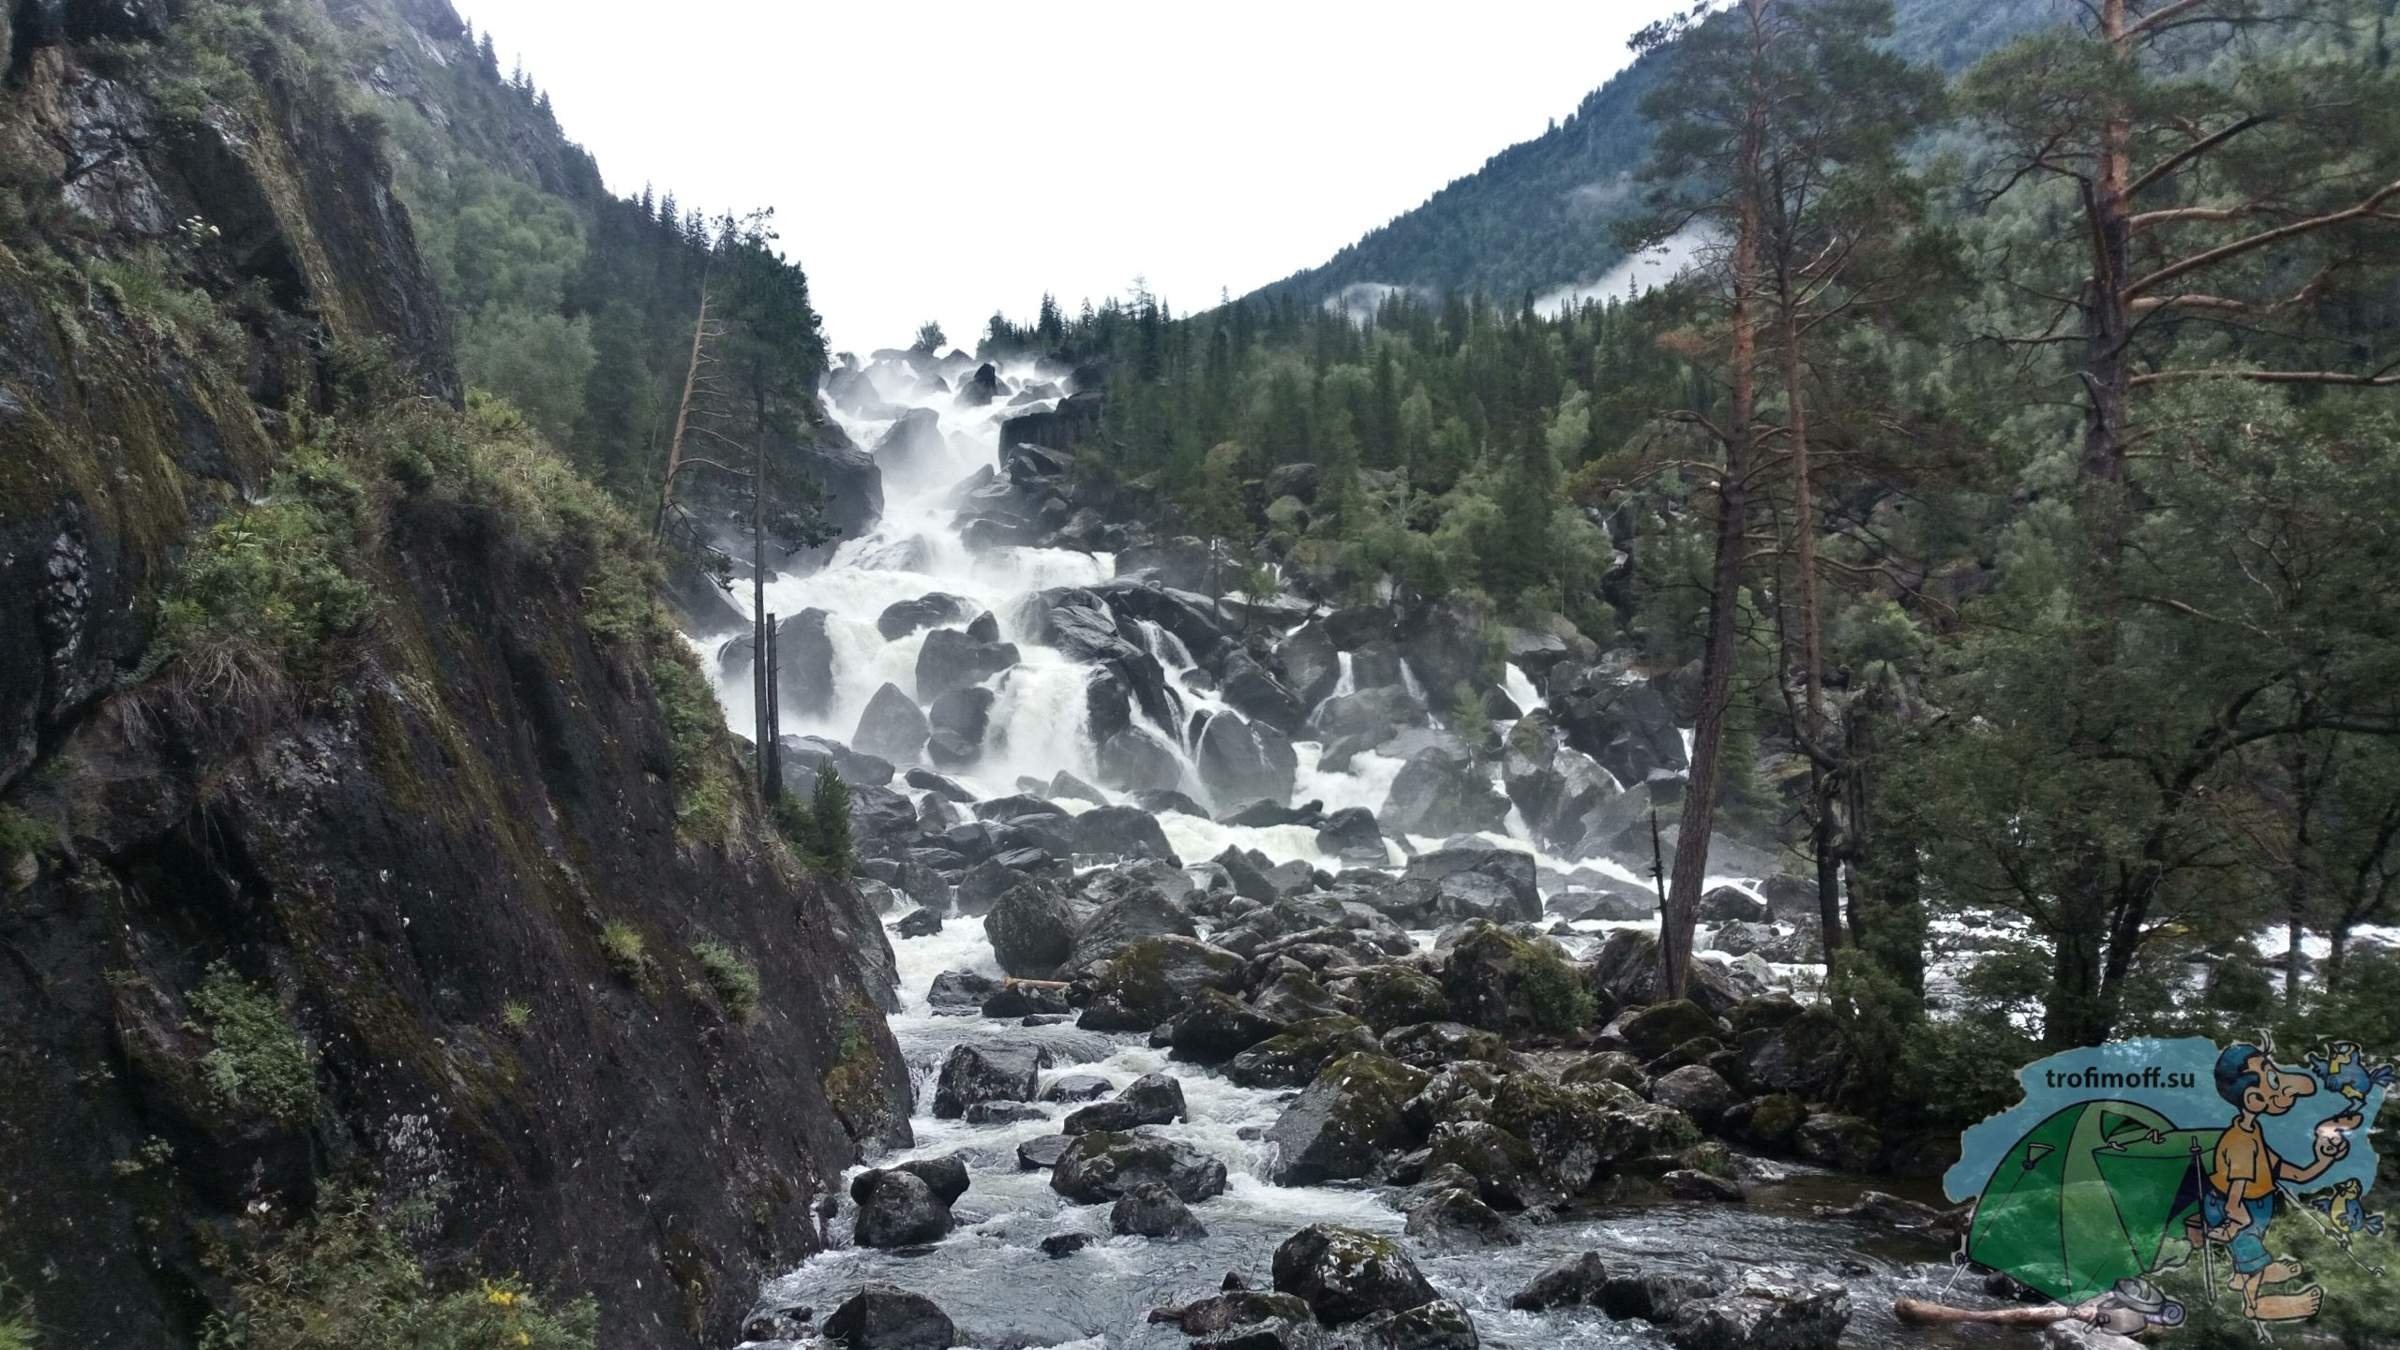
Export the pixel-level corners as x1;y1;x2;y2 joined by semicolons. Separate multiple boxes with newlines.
1197;712;1298;808
986;883;1079;978
1403;1186;1518;1251
1382;747;1510;838
1167;989;1287;1063
854;682;930;762
1667;1273;1850;1350
1069;804;1180;863
917;627;1020;701
1064;1071;1186;1134
1271;1224;1439;1327
1017;1135;1074;1170
1051;1130;1230;1203
1510;1252;1611;1312
823;1283;956;1350
1040;1232;1093;1257
1099;726;1184;792
1315;807;1388;863
932;1042;1049;1118
1265;1053;1429;1185
1112;1181;1209;1240
895;908;943;938
927;969;1000;1013
1226;1016;1385;1089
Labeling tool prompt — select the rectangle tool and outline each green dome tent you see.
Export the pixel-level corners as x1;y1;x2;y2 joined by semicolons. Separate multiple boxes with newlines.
1967;1099;2223;1304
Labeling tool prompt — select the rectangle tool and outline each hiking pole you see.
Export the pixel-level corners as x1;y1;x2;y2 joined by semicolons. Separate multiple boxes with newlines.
2195;1139;2221;1312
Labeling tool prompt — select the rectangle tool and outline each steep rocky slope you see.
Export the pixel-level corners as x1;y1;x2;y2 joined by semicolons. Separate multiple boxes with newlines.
0;4;909;1345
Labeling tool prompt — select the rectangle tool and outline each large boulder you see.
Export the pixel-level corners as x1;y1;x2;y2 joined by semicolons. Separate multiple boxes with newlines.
1586;927;1741;1017
931;1042;1048;1118
1502;711;1619;850
1488;1074;1696;1194
853;682;930;762
1404;846;1539;924
1226;1016;1385;1089
1168;989;1287;1063
1309;686;1427;744
1220;650;1306;734
1424;1120;1555;1211
1272;1224;1439;1327
1078;936;1244;1030
917;628;1020;701
1668;1274;1850;1350
1612;999;1721;1062
1197;712;1298;808
1065;867;1200;971
1342;964;1451;1033
1064;1071;1186;1134
872;408;947;477
986;884;1080;978
1510;1252;1613;1312
1314;807;1388;864
849;1169;953;1248
1112;1182;1210;1240
1382;1022;1518;1074
1265;1053;1430;1185
1068;804;1179;863
926;685;996;766
1650;1064;1739;1128
1051;1130;1230;1204
1404;1186;1519;1252
1741;1005;1851;1100
823;1283;957;1350
1382;747;1510;838
1547;663;1688;786
1098;726;1184;792
1440;923;1592;1037
1278;621;1343;709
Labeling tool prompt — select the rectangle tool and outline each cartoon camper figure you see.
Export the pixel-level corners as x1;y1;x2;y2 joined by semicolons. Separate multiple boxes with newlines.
1928;1037;2390;1336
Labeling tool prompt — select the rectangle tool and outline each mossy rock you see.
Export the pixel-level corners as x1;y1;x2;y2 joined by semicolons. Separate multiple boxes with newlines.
1611;998;1720;1061
1265;1052;1430;1186
1342;963;1450;1033
1226;1015;1382;1089
1078;935;1244;1031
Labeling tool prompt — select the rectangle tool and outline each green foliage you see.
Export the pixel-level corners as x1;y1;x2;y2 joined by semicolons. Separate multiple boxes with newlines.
190;963;316;1126
88;246;245;359
648;642;731;838
598;922;647;979
158;446;376;699
0;806;53;878
0;1277;33;1350
500;1000;531;1033
690;939;761;1023
199;1187;595;1350
774;764;854;877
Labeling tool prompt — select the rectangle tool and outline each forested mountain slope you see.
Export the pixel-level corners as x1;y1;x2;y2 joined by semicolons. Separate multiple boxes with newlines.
1250;0;2060;308
0;3;908;1345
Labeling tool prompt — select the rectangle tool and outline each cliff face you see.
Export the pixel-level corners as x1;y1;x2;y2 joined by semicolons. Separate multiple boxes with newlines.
0;5;910;1346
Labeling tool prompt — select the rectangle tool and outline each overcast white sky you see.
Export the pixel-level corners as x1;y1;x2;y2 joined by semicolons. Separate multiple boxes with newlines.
457;1;1682;352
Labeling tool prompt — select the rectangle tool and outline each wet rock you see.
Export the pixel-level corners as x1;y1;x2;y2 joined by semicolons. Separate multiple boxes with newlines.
1040;1232;1093;1257
1079;936;1245;1030
1663;1169;1745;1202
1065;1071;1186;1133
1560;1051;1649;1092
1046;770;1108;806
1423;1120;1554;1210
907;767;976;801
1070;803;1180;863
927;686;997;768
1586;928;1740;1016
1401;1063;1503;1134
987;883;1080;977
1313;807;1388;863
1017;1135;1073;1170
1381;1022;1519;1073
1100;725;1185;792
1697;886;1768;924
1112;1181;1210;1239
1340;964;1451;1033
1667;1273;1849;1350
1041;1073;1114;1103
1509;1251;1613;1312
1349;1299;1480;1350
1503;712;1619;850
1612;1000;1721;1061
1135;787;1210;818
1604;1269;1725;1324
1219;651;1307;735
1794;1112;1881;1172
823;1282;958;1350
1051;1130;1230;1204
1272;1224;1439;1327
1198;712;1299;807
1488;1075;1695;1194
849;682;930;763
849;1169;955;1248
964;1101;1047;1124
1650;1064;1738;1128
1439;923;1589;1036
1226;1015;1384;1089
932;1041;1049;1118
895;907;944;938
1403;1186;1518;1251
1404;846;1540;925
1265;1052;1430;1185
1740;1005;1850;1100
927;969;1000;1013
1811;1190;1956;1231
1169;989;1287;1063
1381;747;1511;838
1546;663;1687;786
917;627;1020;701
1158;1291;1314;1337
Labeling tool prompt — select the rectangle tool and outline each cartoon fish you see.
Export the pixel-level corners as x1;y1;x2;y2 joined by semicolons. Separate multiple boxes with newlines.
2307;1040;2397;1106
2308;1179;2386;1239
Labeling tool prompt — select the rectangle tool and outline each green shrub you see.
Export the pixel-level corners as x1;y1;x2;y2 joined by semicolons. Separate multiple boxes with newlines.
158;445;375;700
649;644;731;838
689;940;761;1023
0;1276;34;1350
190;963;316;1126
0;806;52;888
773;763;854;877
199;1187;595;1350
89;246;245;358
598;922;646;980
500;1000;531;1033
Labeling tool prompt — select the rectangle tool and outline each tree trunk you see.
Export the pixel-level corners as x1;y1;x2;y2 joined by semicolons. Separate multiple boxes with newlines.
1663;11;1767;999
2045;883;2111;1049
655;286;710;541
1779;273;1840;961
